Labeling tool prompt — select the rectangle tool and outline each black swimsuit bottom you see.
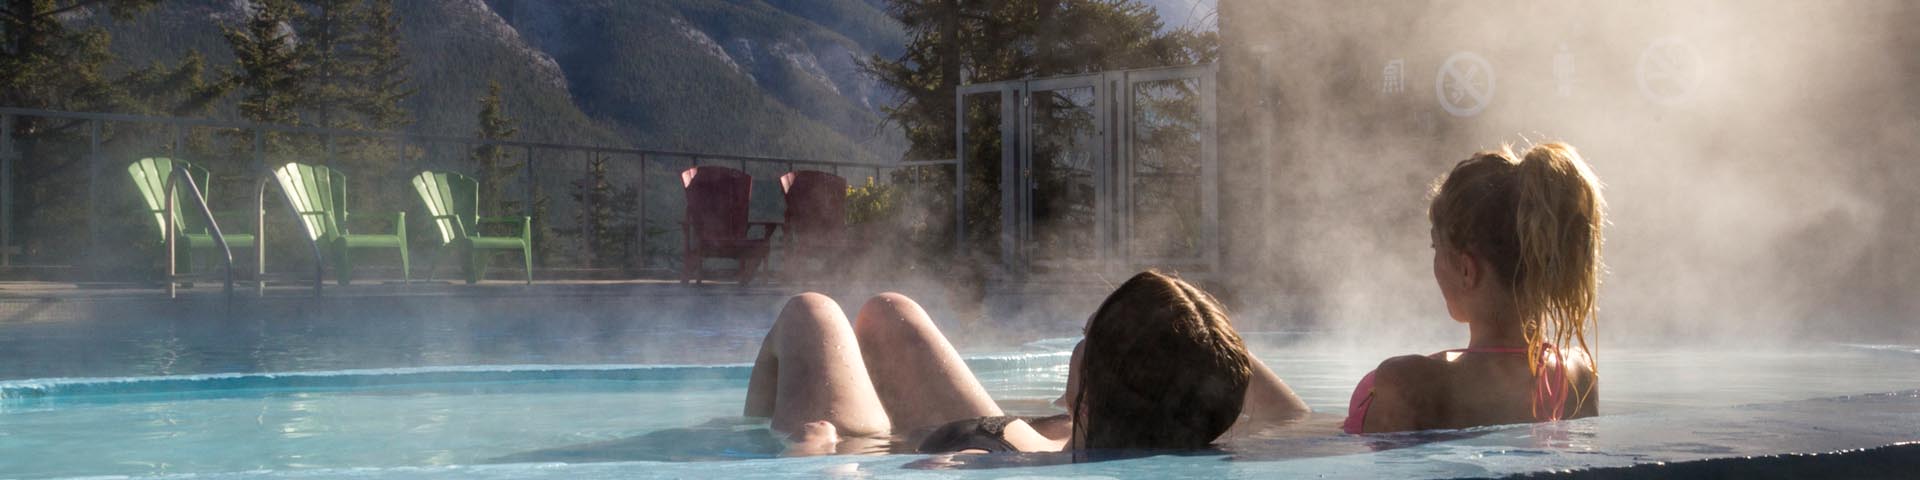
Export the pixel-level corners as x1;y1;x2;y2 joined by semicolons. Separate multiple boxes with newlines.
917;415;1021;453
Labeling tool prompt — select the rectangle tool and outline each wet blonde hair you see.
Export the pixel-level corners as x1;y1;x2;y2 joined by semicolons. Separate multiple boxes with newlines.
1428;142;1605;409
1071;271;1251;451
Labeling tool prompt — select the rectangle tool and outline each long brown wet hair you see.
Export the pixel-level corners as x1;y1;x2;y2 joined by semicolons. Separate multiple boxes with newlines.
1428;142;1605;414
1070;271;1252;451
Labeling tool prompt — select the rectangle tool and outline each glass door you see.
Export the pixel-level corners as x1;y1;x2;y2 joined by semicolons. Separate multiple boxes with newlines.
1021;75;1107;274
1119;66;1218;270
954;83;1022;272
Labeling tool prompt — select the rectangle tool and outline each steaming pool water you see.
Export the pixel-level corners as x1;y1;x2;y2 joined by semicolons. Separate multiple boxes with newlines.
1;324;1916;479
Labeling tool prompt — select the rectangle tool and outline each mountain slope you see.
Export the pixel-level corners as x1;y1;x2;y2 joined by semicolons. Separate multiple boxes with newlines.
88;0;907;163
89;0;623;147
488;0;905;162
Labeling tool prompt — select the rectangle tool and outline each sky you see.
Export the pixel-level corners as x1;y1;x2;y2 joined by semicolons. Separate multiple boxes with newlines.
1142;0;1218;31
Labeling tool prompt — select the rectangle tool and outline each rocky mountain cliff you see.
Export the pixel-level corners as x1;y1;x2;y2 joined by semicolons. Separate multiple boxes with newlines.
94;0;908;163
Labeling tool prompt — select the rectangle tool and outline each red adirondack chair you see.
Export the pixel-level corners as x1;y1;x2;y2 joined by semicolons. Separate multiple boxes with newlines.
680;166;779;284
779;171;864;278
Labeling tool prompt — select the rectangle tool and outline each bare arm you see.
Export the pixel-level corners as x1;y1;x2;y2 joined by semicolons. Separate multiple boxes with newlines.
1241;356;1311;421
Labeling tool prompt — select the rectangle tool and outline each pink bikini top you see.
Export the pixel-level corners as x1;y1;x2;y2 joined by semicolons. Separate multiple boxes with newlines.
1340;345;1569;434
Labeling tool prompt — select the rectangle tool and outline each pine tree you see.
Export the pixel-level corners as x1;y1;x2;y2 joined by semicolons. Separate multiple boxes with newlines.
567;155;635;271
293;0;409;131
224;0;307;126
349;0;410;131
298;0;360;130
470;82;517;214
121;51;231;118
0;0;161;112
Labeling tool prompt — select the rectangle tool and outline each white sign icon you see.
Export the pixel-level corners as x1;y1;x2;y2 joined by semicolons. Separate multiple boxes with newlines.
1382;59;1405;95
1553;44;1574;97
1636;37;1703;105
1435;52;1494;117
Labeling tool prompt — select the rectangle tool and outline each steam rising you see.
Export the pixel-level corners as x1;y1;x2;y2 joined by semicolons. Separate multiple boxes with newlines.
1216;1;1920;349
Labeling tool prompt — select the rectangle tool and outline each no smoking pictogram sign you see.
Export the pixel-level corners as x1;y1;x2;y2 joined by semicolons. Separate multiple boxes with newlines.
1637;37;1702;105
1435;52;1495;117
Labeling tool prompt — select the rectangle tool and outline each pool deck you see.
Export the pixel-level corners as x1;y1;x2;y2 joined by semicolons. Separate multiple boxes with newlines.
0;275;1124;355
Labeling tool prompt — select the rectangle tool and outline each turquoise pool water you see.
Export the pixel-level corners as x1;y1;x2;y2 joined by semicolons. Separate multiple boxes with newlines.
2;340;1917;479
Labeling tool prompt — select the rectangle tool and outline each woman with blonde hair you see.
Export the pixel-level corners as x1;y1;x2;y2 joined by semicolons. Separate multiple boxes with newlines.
744;270;1307;455
1343;142;1606;433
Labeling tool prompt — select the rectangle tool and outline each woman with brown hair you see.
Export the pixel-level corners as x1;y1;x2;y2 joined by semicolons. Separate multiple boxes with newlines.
1343;142;1606;433
743;271;1308;455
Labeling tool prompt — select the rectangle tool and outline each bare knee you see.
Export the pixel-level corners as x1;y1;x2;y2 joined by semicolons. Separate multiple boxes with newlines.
856;289;921;328
860;291;940;349
775;293;852;348
783;292;840;317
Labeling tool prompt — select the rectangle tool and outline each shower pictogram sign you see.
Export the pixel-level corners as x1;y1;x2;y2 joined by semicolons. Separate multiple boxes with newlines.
1435;52;1495;117
1382;59;1405;95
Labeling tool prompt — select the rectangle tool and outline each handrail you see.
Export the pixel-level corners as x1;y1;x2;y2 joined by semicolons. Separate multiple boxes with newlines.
0;107;893;170
898;159;959;166
162;164;235;299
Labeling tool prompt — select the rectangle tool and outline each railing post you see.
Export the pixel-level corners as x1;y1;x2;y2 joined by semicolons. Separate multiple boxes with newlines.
165;165;178;298
522;145;534;220
0;114;14;267
256;130;268;294
85;120;102;279
953;88;968;264
636;153;647;272
522;145;536;275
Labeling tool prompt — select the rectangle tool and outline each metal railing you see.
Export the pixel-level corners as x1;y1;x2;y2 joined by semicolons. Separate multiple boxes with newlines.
0;107;957;288
162;163;236;298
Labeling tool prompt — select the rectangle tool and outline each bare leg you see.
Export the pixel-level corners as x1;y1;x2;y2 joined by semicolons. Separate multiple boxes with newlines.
742;293;892;436
852;292;1002;432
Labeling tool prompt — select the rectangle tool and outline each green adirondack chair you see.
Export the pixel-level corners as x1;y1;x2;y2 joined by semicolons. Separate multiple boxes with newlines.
411;171;532;284
128;157;256;278
270;162;409;285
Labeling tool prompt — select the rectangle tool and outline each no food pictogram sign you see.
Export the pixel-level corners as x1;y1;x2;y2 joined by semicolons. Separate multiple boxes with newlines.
1435;52;1495;117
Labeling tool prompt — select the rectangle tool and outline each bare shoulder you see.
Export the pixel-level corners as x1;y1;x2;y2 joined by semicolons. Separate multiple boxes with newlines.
1362;354;1450;432
1376;354;1449;382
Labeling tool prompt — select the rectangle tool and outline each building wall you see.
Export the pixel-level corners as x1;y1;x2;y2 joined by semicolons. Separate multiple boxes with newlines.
1217;1;1920;344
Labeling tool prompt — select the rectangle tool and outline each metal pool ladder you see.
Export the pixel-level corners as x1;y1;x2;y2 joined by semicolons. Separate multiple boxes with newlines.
162;163;236;300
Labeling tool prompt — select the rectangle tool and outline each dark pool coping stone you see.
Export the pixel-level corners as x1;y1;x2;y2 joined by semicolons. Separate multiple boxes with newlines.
1491;441;1920;480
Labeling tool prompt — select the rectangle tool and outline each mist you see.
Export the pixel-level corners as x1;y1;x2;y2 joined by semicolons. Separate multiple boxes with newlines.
1215;0;1920;350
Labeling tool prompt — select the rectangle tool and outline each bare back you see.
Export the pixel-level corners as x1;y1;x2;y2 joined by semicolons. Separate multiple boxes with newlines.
1363;347;1596;432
